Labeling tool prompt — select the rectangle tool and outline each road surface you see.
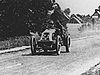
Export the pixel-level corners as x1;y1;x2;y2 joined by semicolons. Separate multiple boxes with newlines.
0;34;100;75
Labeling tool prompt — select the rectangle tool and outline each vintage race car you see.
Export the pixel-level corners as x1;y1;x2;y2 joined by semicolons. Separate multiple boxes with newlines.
30;28;70;55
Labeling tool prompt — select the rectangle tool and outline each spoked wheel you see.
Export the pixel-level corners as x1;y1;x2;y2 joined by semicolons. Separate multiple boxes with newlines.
56;36;61;55
30;36;36;55
65;36;70;52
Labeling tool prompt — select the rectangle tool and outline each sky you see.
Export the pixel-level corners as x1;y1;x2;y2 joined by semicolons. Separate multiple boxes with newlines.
56;0;100;15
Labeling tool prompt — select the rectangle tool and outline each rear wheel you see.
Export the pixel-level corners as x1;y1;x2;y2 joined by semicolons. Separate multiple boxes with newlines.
65;36;70;52
56;36;61;55
30;36;36;54
44;49;47;53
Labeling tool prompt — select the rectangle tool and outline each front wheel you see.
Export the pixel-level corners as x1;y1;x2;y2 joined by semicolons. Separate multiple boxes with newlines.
56;36;61;55
30;36;36;55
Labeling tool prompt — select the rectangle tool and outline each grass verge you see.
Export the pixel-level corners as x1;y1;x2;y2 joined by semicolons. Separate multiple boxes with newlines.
81;62;100;75
0;36;30;50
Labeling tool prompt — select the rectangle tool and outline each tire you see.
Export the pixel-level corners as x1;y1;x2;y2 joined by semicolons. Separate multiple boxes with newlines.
56;36;61;55
44;49;47;53
68;36;71;47
65;36;70;52
30;36;36;55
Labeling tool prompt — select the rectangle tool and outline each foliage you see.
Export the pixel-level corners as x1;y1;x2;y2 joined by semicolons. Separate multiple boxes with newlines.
0;0;69;40
0;36;30;50
64;8;71;15
0;0;54;39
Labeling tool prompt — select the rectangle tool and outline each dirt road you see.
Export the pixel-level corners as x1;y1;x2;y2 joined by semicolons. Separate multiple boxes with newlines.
0;33;100;75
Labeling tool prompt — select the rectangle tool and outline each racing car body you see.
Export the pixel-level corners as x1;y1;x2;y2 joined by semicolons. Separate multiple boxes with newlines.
30;28;70;55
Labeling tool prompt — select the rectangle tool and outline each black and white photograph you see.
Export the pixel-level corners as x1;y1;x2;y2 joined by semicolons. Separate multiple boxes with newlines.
0;0;100;75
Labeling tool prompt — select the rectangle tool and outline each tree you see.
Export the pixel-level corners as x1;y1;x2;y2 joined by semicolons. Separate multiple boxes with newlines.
0;0;54;38
76;14;83;19
0;0;69;39
64;8;71;15
98;6;100;11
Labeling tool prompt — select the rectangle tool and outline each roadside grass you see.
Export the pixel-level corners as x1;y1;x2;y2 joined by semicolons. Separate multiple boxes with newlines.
67;23;100;39
0;36;30;50
81;62;100;75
